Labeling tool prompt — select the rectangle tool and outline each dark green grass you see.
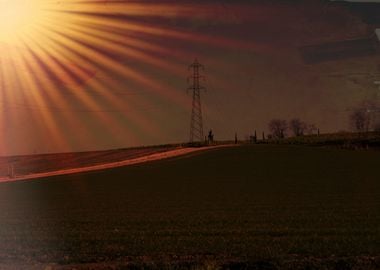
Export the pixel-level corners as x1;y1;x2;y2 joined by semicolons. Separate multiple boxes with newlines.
0;145;380;268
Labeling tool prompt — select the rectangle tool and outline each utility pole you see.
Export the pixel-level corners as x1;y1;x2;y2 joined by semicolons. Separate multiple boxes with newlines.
187;59;206;143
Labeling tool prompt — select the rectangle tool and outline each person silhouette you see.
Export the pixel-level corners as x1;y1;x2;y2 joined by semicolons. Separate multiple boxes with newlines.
208;130;214;144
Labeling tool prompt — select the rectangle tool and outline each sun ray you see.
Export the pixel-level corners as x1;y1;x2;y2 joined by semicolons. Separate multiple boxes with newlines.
35;23;187;105
56;11;261;51
21;34;137;148
23;22;163;144
16;55;70;152
0;0;259;154
51;20;185;77
50;51;163;140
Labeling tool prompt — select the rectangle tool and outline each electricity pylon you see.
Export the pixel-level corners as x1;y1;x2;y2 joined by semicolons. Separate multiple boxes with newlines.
187;59;206;143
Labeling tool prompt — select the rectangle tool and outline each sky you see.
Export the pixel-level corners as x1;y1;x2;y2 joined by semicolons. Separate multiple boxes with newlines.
335;0;380;3
0;0;380;156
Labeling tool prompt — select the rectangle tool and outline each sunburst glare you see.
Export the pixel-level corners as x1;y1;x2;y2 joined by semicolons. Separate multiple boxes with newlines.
0;0;257;155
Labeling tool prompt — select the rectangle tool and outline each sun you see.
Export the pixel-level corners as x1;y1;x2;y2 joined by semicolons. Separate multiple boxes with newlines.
0;0;44;44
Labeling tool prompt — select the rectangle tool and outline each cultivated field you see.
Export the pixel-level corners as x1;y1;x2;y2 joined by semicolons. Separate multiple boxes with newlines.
0;145;379;269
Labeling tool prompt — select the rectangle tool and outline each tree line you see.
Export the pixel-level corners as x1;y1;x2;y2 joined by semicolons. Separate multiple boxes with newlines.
266;102;380;140
268;118;317;139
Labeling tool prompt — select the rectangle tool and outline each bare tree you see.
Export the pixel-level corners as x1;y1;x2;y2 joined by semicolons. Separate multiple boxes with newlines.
350;108;370;133
349;101;380;133
306;123;318;135
289;118;307;136
268;119;288;139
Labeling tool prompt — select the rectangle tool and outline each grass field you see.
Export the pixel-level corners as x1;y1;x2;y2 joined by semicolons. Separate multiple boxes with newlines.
0;145;380;269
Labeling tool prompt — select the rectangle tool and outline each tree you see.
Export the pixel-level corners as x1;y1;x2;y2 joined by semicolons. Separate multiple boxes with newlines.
350;108;370;133
268;119;288;139
349;101;380;133
289;118;307;136
306;123;318;135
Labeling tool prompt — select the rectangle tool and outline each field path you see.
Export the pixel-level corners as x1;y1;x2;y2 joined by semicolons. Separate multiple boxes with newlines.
0;145;232;183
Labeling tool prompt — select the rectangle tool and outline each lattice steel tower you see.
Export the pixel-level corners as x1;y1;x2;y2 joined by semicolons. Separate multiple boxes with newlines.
187;59;206;143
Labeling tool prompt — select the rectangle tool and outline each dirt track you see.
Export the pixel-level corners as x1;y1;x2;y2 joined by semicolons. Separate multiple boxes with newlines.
0;145;228;183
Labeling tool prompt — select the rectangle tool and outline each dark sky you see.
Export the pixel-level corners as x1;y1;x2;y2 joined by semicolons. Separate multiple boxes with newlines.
0;0;380;155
